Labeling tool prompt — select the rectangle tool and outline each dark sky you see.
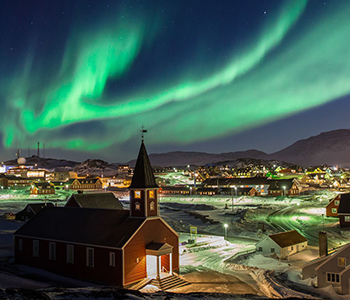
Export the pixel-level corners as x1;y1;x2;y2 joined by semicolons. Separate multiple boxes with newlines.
1;0;350;163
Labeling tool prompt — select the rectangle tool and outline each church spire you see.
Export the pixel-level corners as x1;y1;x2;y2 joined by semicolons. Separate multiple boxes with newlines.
129;137;158;189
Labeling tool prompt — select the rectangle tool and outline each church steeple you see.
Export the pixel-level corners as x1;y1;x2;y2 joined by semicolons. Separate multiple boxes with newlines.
129;139;159;218
129;141;158;189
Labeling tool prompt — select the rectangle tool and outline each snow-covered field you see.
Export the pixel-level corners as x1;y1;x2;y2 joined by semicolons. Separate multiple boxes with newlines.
0;188;349;299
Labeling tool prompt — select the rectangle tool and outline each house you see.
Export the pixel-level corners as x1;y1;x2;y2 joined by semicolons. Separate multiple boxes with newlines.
326;194;343;217
14;141;179;287
303;243;350;295
337;193;350;227
65;177;103;190
15;203;55;222
65;192;123;210
195;187;217;196
30;182;55;195
217;187;258;196
256;230;307;259
158;186;191;195
267;179;300;196
46;171;78;182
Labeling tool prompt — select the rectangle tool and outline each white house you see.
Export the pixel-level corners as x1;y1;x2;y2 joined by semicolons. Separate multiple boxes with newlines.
256;230;307;259
303;243;350;295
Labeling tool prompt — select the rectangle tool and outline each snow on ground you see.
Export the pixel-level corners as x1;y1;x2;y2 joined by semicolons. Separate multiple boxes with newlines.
0;188;348;299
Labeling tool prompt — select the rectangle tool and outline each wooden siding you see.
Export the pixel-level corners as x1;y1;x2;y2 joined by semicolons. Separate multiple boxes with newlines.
123;218;179;285
14;236;123;286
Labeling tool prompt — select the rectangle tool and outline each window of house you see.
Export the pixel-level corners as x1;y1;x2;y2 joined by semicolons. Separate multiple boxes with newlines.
258;247;262;252
67;245;74;264
338;257;346;267
19;239;23;251
109;252;115;267
150;201;155;211
135;202;141;211
86;248;94;267
271;248;275;253
33;240;39;257
134;190;141;198
149;190;155;198
345;216;350;222
335;200;340;206
49;242;56;260
327;272;340;283
332;208;337;214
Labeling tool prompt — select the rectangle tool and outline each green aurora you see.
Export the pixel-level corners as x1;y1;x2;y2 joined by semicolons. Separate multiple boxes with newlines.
1;0;350;160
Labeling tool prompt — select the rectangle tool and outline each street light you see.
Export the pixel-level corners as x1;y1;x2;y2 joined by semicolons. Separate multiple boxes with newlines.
283;186;286;196
224;223;228;242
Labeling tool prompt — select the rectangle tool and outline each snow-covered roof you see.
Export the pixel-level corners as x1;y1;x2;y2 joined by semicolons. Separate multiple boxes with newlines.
269;230;307;248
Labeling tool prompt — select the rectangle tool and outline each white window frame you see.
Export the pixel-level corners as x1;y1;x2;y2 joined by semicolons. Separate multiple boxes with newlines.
109;252;115;267
67;245;74;264
345;216;350;222
86;247;94;267
19;239;23;251
49;242;56;260
335;200;340;206
33;240;39;257
332;208;337;214
326;272;340;283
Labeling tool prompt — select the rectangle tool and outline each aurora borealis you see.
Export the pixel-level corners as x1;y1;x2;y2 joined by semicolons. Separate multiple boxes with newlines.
2;0;350;161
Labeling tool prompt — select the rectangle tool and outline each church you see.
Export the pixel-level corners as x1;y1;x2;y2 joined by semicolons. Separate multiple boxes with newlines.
14;141;179;287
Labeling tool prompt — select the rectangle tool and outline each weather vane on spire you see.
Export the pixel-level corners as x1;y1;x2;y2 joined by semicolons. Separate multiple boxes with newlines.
141;125;147;142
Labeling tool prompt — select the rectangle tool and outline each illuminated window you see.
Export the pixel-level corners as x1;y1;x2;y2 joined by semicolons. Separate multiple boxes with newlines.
135;190;141;198
338;257;346;267
345;216;350;222
135;202;141;211
149;190;155;198
150;201;155;211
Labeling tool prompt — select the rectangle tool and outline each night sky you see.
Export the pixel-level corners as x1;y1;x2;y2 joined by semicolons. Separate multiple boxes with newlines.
1;0;350;163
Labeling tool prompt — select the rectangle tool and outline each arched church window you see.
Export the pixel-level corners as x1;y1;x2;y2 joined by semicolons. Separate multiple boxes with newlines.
150;201;155;211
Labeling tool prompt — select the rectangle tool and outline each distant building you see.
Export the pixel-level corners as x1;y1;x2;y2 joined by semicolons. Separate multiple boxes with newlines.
159;186;191;195
65;178;103;190
30;182;55;195
15;203;55;222
256;230;307;259
46;171;78;182
267;179;300;196
326;194;343;217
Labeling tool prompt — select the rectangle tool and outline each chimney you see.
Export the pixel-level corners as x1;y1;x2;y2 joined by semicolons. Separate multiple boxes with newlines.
319;231;328;257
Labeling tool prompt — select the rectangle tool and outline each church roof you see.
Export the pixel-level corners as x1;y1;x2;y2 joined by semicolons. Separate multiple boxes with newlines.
129;142;158;189
15;207;144;248
66;192;124;210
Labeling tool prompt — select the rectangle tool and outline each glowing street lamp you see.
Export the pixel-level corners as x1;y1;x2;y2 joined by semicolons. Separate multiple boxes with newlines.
283;186;286;196
224;223;228;241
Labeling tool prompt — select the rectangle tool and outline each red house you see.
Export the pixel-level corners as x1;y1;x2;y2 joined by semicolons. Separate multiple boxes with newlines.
326;194;342;217
14;141;180;288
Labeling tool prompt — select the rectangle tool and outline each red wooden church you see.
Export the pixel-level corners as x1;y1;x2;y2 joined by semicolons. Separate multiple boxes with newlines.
14;141;179;287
